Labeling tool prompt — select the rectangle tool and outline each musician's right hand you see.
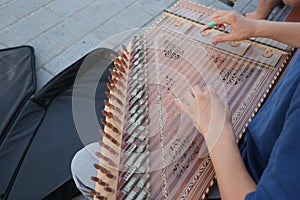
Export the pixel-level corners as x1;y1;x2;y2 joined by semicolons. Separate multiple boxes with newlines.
174;85;232;147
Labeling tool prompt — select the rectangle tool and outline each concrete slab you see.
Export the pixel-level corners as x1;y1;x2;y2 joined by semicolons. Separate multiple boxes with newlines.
43;3;108;48
0;11;16;29
0;0;54;19
93;0;136;18
113;3;154;28
28;34;64;67
0;8;62;46
46;0;86;18
44;33;103;75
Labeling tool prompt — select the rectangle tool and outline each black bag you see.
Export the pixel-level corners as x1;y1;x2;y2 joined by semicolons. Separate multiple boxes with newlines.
0;46;116;200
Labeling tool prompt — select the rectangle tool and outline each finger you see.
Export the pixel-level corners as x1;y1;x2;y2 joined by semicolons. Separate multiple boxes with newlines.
207;85;216;94
204;15;231;33
204;10;230;31
174;98;181;109
201;85;208;93
203;23;226;32
207;86;221;99
208;10;232;22
191;85;200;98
183;89;194;102
202;24;210;31
212;33;238;44
216;24;226;30
174;98;190;114
212;14;233;27
191;85;205;98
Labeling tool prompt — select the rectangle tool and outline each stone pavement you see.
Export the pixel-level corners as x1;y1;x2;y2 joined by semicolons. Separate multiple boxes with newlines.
0;0;288;91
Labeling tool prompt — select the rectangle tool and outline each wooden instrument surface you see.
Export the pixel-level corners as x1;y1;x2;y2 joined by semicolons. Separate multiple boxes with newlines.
92;1;295;200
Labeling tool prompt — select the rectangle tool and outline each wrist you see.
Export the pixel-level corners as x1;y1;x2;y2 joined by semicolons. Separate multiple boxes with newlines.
204;121;235;152
252;20;268;38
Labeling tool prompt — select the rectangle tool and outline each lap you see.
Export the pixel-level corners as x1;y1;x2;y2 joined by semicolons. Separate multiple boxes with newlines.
71;142;100;196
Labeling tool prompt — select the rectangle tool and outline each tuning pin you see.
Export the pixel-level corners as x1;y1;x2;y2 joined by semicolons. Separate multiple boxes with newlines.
109;68;114;76
91;176;109;187
119;58;128;69
93;163;102;170
116;70;125;80
96;194;108;200
101;119;121;135
105;92;123;107
89;190;107;200
97;178;110;187
113;56;122;65
98;141;118;155
104;100;114;111
93;163;116;180
104;100;123;115
101;119;108;126
113;77;125;89
90;189;97;196
122;44;129;55
104;100;111;108
119;63;127;74
92;178;115;194
95;152;117;167
111;54;117;62
106;83;115;91
113;57;126;74
117;49;128;62
106;172;116;180
115;62;126;74
99;130;120;146
114;87;125;99
102;110;113;119
105;92;111;99
102;110;122;125
104;186;115;193
111;77;120;87
108;77;115;85
109;69;120;79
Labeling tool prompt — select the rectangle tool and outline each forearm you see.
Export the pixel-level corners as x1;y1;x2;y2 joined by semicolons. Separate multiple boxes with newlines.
206;123;256;200
254;20;300;48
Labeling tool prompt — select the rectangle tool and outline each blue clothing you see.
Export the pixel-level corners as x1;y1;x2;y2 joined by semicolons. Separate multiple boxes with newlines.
240;50;300;199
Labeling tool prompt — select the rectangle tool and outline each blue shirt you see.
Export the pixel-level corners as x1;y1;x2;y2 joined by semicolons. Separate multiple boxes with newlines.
240;50;300;199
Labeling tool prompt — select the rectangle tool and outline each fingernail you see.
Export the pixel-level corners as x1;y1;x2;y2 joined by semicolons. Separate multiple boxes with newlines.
202;25;209;31
211;39;217;45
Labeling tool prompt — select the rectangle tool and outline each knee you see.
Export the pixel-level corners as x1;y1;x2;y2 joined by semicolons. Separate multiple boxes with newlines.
71;148;85;181
71;143;100;182
71;148;87;195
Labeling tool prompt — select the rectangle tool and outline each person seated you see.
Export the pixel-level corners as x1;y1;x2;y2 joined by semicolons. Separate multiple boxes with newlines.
246;0;300;19
71;6;300;200
190;9;300;200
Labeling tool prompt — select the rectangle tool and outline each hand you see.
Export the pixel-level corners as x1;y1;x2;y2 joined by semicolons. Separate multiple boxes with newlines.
175;85;231;142
204;10;259;44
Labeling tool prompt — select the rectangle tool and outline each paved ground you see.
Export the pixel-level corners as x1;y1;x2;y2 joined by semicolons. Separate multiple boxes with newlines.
0;0;287;91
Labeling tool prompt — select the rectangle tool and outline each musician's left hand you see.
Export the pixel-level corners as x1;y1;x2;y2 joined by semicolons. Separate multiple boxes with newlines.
204;10;258;44
175;85;231;145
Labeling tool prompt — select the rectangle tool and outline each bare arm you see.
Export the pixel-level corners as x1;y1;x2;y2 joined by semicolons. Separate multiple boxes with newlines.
208;122;256;200
255;20;300;48
206;10;300;48
175;86;256;200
